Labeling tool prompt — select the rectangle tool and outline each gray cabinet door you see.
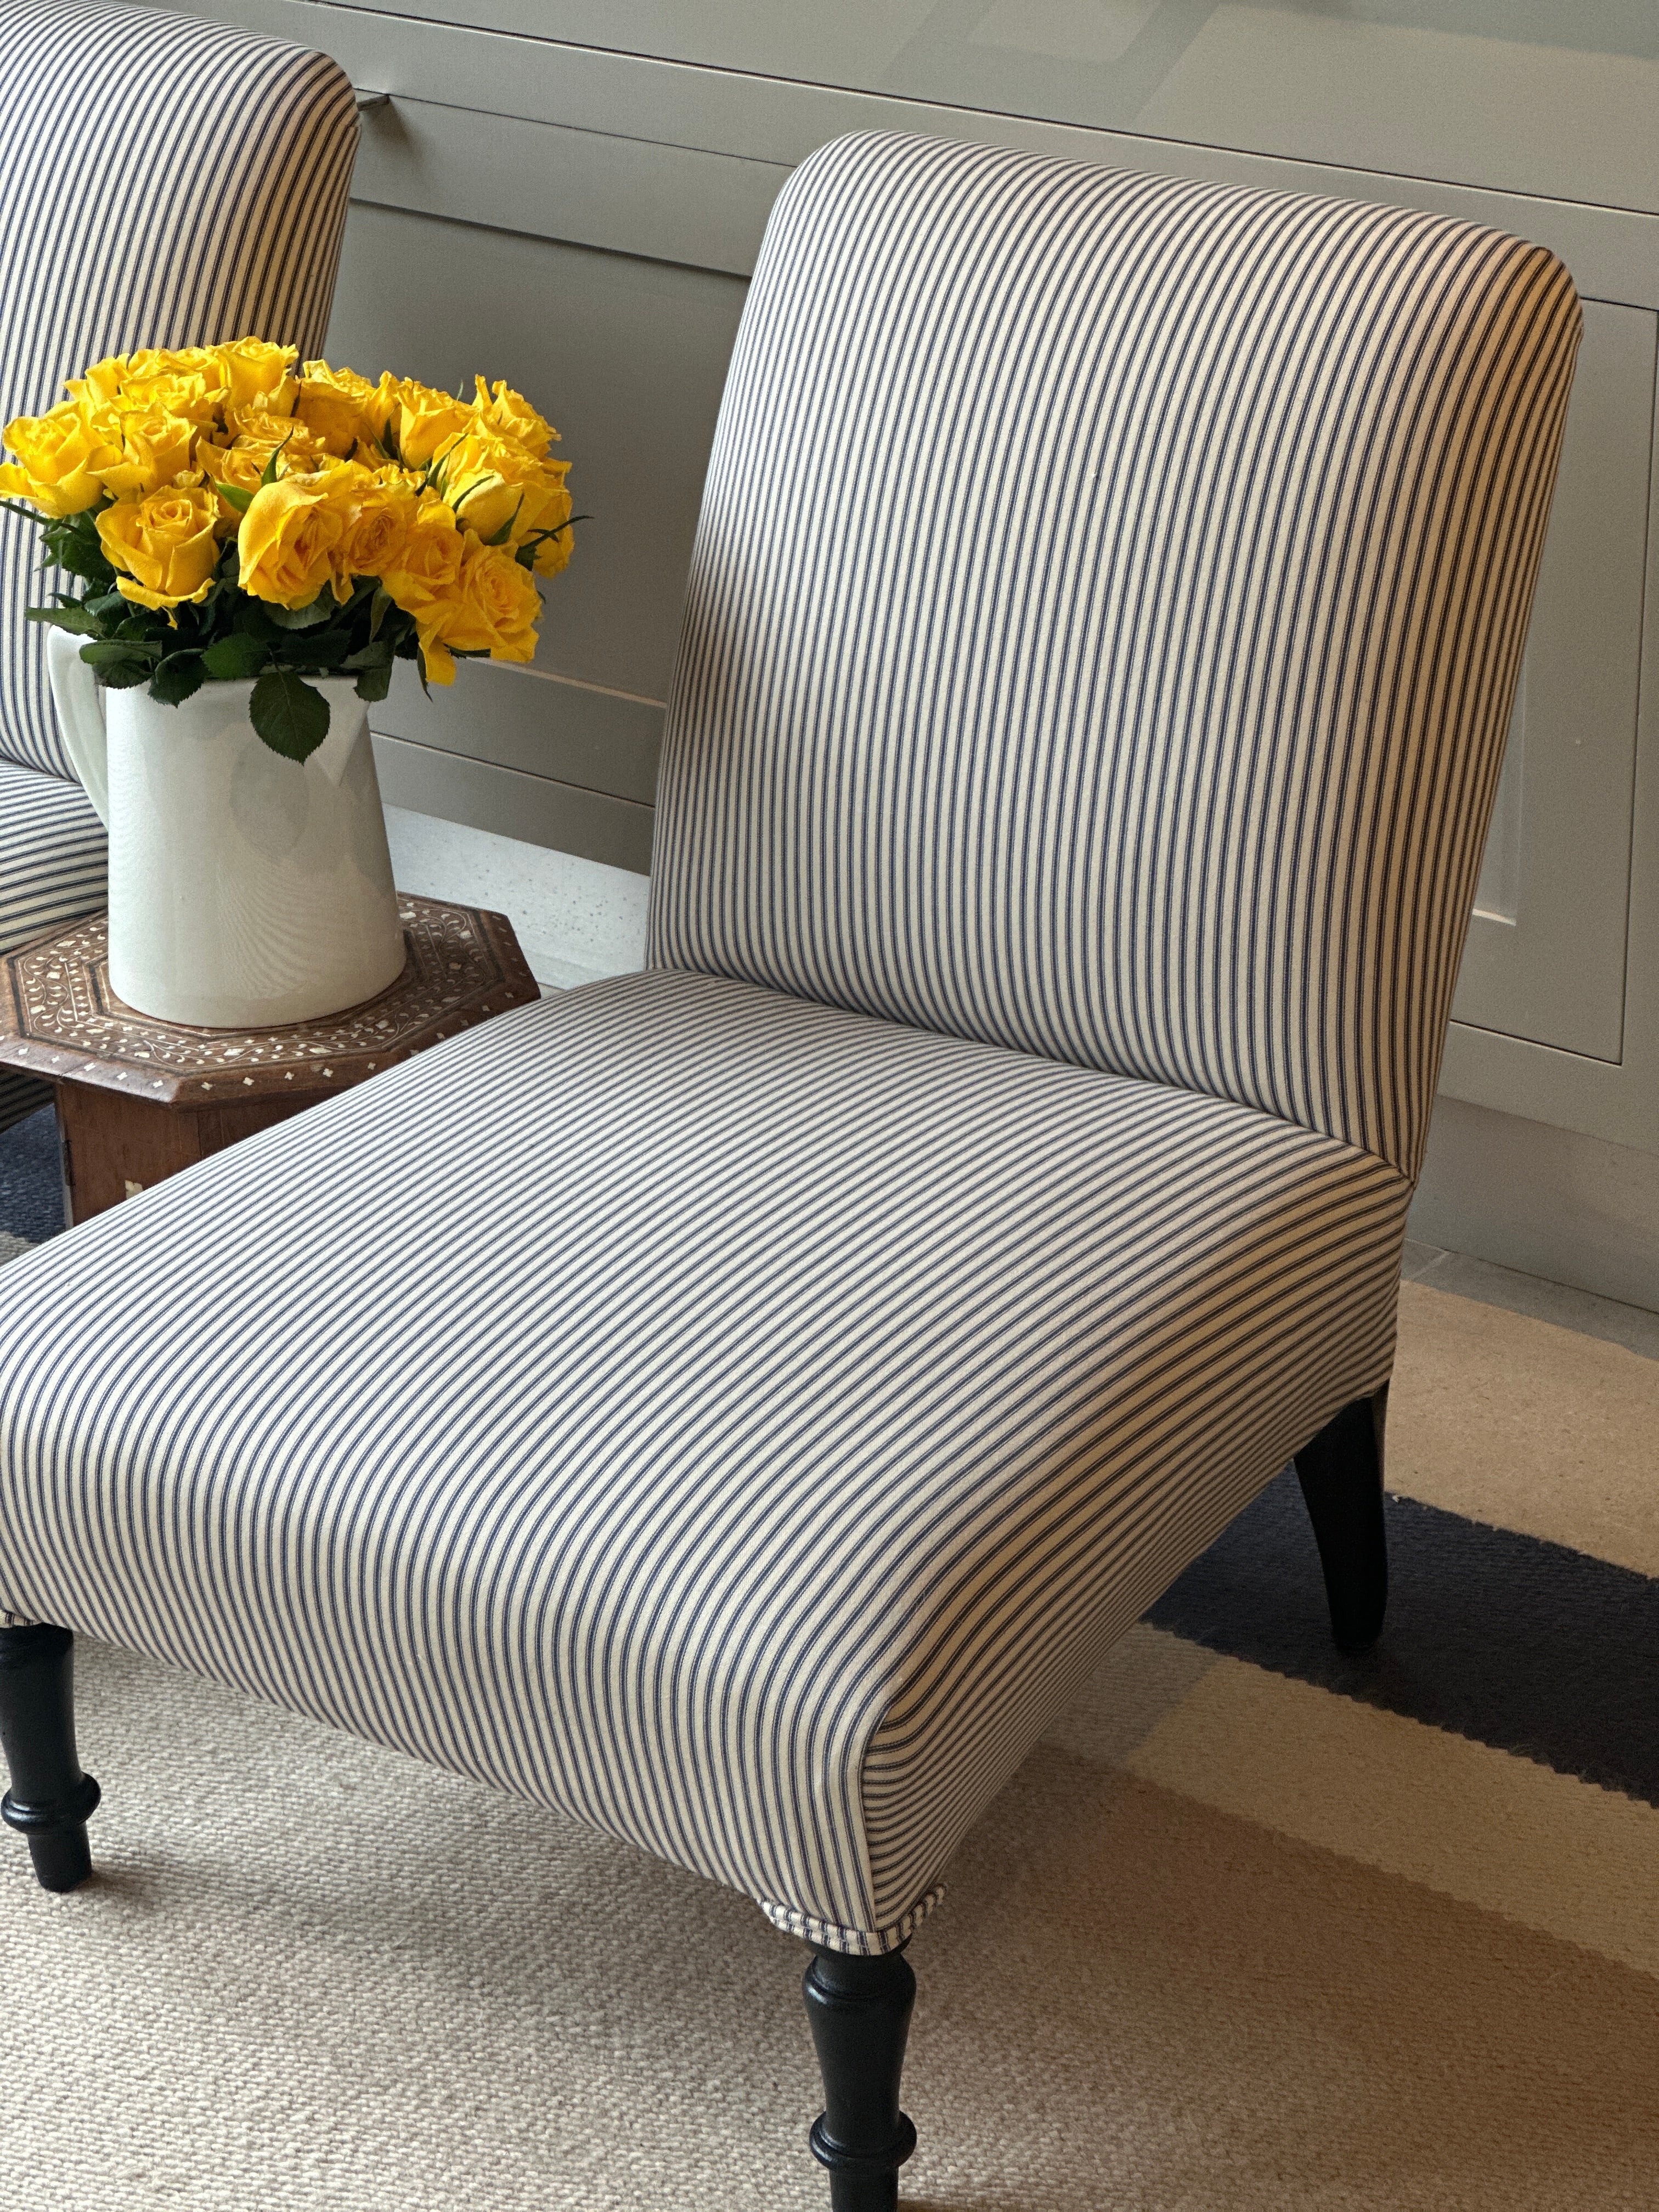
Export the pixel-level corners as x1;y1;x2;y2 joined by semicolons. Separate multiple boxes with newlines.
325;0;1659;213
1449;300;1655;1062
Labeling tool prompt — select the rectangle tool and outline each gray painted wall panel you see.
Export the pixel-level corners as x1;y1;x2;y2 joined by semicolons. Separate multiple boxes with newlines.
1448;301;1655;1062
326;0;1659;213
134;4;1659;305
373;733;655;873
351;95;786;276
322;200;744;707
374;662;664;808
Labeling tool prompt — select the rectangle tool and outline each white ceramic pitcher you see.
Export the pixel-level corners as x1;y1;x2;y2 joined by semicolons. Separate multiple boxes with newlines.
47;627;407;1029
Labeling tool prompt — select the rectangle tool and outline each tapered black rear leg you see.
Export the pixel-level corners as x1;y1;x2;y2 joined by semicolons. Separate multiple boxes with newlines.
803;1945;918;2210
0;1623;100;1891
1294;1387;1389;1654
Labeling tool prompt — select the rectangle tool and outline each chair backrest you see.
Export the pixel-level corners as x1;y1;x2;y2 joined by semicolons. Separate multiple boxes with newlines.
0;0;358;781
649;132;1580;1182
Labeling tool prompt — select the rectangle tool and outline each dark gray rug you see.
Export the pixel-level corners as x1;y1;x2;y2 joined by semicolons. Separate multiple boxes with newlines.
0;1105;63;1248
1149;1469;1659;1804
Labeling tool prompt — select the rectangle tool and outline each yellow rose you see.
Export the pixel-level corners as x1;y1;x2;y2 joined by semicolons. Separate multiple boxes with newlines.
326;467;416;592
129;346;224;384
379;497;466;631
91;406;198;499
447;537;541;656
66;354;128;408
529;463;573;577
466;449;573;577
295;360;376;458
372;460;426;495
199;415;324;506
359;371;403;449
391;379;474;468
471;376;557;459
237;476;347;608
417;535;542;682
0;399;113;516
222;390;299;438
148;374;221;426
73;362;222;428
96;482;223;612
214;337;298;411
438;428;562;545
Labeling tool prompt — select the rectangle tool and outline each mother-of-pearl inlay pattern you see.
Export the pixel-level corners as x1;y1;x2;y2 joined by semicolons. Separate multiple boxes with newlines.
0;899;538;1104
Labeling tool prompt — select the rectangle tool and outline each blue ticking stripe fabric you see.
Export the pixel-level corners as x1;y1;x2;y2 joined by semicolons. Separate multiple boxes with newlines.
0;1;358;778
650;132;1581;1183
0;973;1409;1950
0;757;105;1131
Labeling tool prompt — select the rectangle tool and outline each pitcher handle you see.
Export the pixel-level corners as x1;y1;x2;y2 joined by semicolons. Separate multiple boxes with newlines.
46;625;110;826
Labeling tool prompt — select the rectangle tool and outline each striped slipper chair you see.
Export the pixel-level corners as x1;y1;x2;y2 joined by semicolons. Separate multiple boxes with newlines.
0;132;1578;2208
0;0;358;1133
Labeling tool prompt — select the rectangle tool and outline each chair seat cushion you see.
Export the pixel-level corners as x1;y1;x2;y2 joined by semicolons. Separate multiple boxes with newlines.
0;968;1408;1949
0;757;106;1127
0;753;106;952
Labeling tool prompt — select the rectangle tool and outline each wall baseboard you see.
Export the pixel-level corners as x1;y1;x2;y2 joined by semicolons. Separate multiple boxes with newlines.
374;735;656;878
1409;1096;1659;1316
383;808;650;991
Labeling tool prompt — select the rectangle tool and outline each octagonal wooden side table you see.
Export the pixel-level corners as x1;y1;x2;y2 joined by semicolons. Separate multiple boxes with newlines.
0;896;538;1224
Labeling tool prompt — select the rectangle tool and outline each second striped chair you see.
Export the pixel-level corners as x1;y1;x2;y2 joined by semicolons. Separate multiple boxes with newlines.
0;0;359;1132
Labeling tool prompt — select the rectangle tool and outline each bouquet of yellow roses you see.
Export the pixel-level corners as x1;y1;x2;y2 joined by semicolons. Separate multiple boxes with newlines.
0;336;575;760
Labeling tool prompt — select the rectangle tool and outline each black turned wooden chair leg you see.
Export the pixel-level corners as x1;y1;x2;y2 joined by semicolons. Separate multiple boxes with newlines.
1293;1387;1389;1654
0;1623;100;1891
803;1945;918;2211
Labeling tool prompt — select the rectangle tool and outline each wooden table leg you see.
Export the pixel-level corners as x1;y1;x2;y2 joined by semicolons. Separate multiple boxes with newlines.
55;1086;314;1224
57;1086;206;1224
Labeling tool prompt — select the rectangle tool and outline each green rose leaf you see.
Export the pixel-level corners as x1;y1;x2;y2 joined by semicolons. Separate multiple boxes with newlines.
258;431;296;488
250;668;330;761
283;628;353;670
201;632;270;681
214;479;254;515
24;604;103;635
267;594;333;631
56;544;115;585
96;661;151;690
45;509;117;586
353;660;393;703
149;655;207;707
80;637;157;668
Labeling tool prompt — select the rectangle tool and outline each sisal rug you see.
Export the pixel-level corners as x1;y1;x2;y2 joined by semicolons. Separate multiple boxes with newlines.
3;1135;1657;2205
